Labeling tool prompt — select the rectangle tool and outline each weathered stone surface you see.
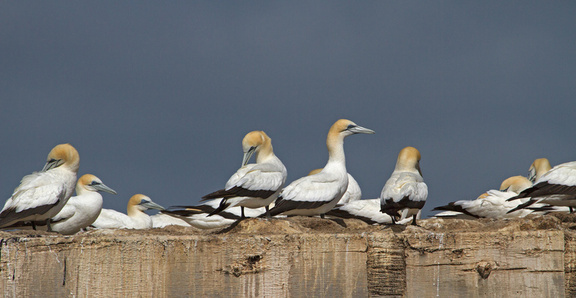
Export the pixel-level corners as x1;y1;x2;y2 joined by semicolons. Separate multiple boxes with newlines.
1;216;575;297
403;230;564;297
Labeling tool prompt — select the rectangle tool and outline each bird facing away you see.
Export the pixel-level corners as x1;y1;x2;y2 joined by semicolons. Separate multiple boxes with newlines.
91;194;165;229
433;176;535;219
267;119;375;218
201;130;287;218
162;198;267;229
507;161;576;213
0;143;80;231
528;158;552;183
380;146;428;225
500;175;533;193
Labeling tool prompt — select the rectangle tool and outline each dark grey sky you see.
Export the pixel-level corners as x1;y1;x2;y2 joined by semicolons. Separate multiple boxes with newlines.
1;2;575;218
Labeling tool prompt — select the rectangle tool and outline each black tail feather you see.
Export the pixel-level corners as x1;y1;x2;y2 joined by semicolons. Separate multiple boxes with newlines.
207;199;230;217
506;199;537;214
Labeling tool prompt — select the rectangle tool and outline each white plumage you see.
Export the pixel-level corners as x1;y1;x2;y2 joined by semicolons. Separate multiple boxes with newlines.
327;199;390;224
0;143;80;230
150;213;191;228
434;190;533;219
162;198;266;229
268;119;374;218
48;174;117;234
507;161;576;212
307;169;362;204
339;173;362;204
434;176;536;219
380;146;428;225
91;194;165;229
202;131;287;218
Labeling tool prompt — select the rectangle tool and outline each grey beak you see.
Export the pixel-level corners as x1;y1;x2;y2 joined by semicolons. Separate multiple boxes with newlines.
141;200;165;211
349;125;375;135
94;183;118;195
242;146;257;166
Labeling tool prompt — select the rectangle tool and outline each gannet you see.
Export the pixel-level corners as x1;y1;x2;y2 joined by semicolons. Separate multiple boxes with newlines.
433;176;535;219
327;199;395;224
4;174;118;233
0;143;80;231
500;175;533;193
91;194;165;229
201;131;287;218
48;174;117;234
150;213;191;228
433;210;479;220
268;119;375;218
308;169;361;204
380;146;428;225
528;158;552;183
162;198;266;229
507;161;576;213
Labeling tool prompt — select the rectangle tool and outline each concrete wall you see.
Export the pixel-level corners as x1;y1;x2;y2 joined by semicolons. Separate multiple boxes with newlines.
0;216;573;297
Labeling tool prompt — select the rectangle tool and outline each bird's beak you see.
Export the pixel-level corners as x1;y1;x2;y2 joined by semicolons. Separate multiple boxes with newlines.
242;146;257;166
348;125;375;135
41;159;61;172
141;200;165;211
94;183;118;195
528;168;536;182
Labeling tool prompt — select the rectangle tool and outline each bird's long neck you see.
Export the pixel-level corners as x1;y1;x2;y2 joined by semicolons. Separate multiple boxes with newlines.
75;185;86;196
127;205;143;217
326;132;346;165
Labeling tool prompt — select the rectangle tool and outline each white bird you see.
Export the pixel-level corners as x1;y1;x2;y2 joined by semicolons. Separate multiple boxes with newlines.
507;161;576;213
528;158;552;183
327;199;395;225
91;194;165;229
500;175;534;193
49;174;117;234
201;131;287;218
434;176;536;219
150;213;191;228
268;119;375;218
5;174;118;233
308;168;361;204
162;198;267;229
0;143;80;231
380;146;428;225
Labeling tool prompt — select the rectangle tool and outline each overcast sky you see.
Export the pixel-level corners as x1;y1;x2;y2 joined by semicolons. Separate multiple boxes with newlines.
1;2;575;218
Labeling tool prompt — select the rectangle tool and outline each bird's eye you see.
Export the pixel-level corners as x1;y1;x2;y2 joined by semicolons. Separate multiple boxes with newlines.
346;124;357;130
48;158;58;163
90;181;101;186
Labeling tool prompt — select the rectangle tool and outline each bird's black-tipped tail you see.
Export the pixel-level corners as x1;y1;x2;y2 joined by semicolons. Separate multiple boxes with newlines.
506;199;536;214
431;203;460;212
506;195;521;202
201;189;228;202
207;199;230;217
432;202;480;219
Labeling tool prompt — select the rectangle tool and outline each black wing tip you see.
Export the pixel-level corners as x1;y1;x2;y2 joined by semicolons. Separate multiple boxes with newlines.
201;188;230;201
506;200;534;214
506;195;520;202
432;204;453;211
207;200;230;217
